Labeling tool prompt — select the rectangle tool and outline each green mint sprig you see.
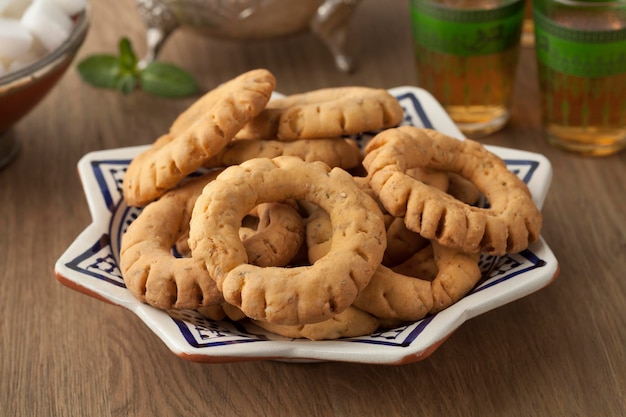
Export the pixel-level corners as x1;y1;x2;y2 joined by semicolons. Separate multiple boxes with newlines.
77;38;199;98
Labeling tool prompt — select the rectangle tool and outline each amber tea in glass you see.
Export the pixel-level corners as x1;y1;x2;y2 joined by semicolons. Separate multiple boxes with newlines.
533;0;626;156
410;0;525;138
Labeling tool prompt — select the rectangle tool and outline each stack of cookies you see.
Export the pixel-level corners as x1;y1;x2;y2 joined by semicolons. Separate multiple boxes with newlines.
120;69;542;340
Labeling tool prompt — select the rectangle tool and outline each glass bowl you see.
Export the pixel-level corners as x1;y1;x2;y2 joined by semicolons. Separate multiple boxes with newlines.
0;5;91;170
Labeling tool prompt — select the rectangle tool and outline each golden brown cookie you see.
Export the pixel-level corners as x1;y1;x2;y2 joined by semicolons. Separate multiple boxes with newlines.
304;204;481;321
238;202;305;268
446;172;482;205
383;216;429;267
363;126;543;256
353;241;482;319
122;69;276;207
390;243;438;279
406;167;449;192
176;201;305;266
202;137;363;170
120;172;224;310
188;156;386;325
236;86;404;140
121;172;305;312
252;306;379;340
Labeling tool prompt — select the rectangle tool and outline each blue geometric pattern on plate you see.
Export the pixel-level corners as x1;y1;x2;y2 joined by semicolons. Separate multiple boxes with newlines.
63;234;124;288
167;247;546;349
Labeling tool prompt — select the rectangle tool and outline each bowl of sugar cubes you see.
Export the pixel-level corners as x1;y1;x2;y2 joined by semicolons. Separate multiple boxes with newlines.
0;0;90;169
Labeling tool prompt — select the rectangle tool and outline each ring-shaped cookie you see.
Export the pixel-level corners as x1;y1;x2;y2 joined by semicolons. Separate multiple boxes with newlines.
188;156;386;325
304;205;481;321
121;172;306;311
252;306;380;340
383;215;429;267
363;126;542;256
238;202;305;268
121;171;224;310
122;69;276;207
203;137;363;170
176;200;305;266
354;242;482;320
236;86;404;140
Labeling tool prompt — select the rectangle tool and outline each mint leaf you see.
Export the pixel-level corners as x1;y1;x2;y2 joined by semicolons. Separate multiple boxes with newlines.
118;38;138;72
77;52;139;95
140;61;199;98
77;55;121;89
77;38;199;98
115;72;137;95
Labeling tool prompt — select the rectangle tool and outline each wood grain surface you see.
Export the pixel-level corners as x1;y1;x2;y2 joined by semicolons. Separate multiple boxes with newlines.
1;0;625;416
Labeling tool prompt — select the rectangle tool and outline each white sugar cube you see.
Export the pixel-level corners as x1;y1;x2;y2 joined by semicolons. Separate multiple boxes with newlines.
0;0;87;77
23;0;72;32
0;17;33;59
20;0;72;51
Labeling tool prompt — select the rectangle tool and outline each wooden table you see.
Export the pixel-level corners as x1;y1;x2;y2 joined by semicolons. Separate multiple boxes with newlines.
2;0;625;415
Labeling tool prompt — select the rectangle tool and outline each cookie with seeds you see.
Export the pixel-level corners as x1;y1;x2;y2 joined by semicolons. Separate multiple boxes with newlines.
236;86;404;140
304;204;481;322
122;69;276;207
363;126;543;255
252;306;379;340
121;172;305;312
202;137;363;170
188;156;386;325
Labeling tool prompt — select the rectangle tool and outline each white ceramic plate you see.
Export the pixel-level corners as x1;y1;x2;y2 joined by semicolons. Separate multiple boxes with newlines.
55;87;559;365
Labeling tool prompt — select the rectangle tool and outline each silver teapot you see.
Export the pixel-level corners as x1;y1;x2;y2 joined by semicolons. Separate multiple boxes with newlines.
134;0;362;72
